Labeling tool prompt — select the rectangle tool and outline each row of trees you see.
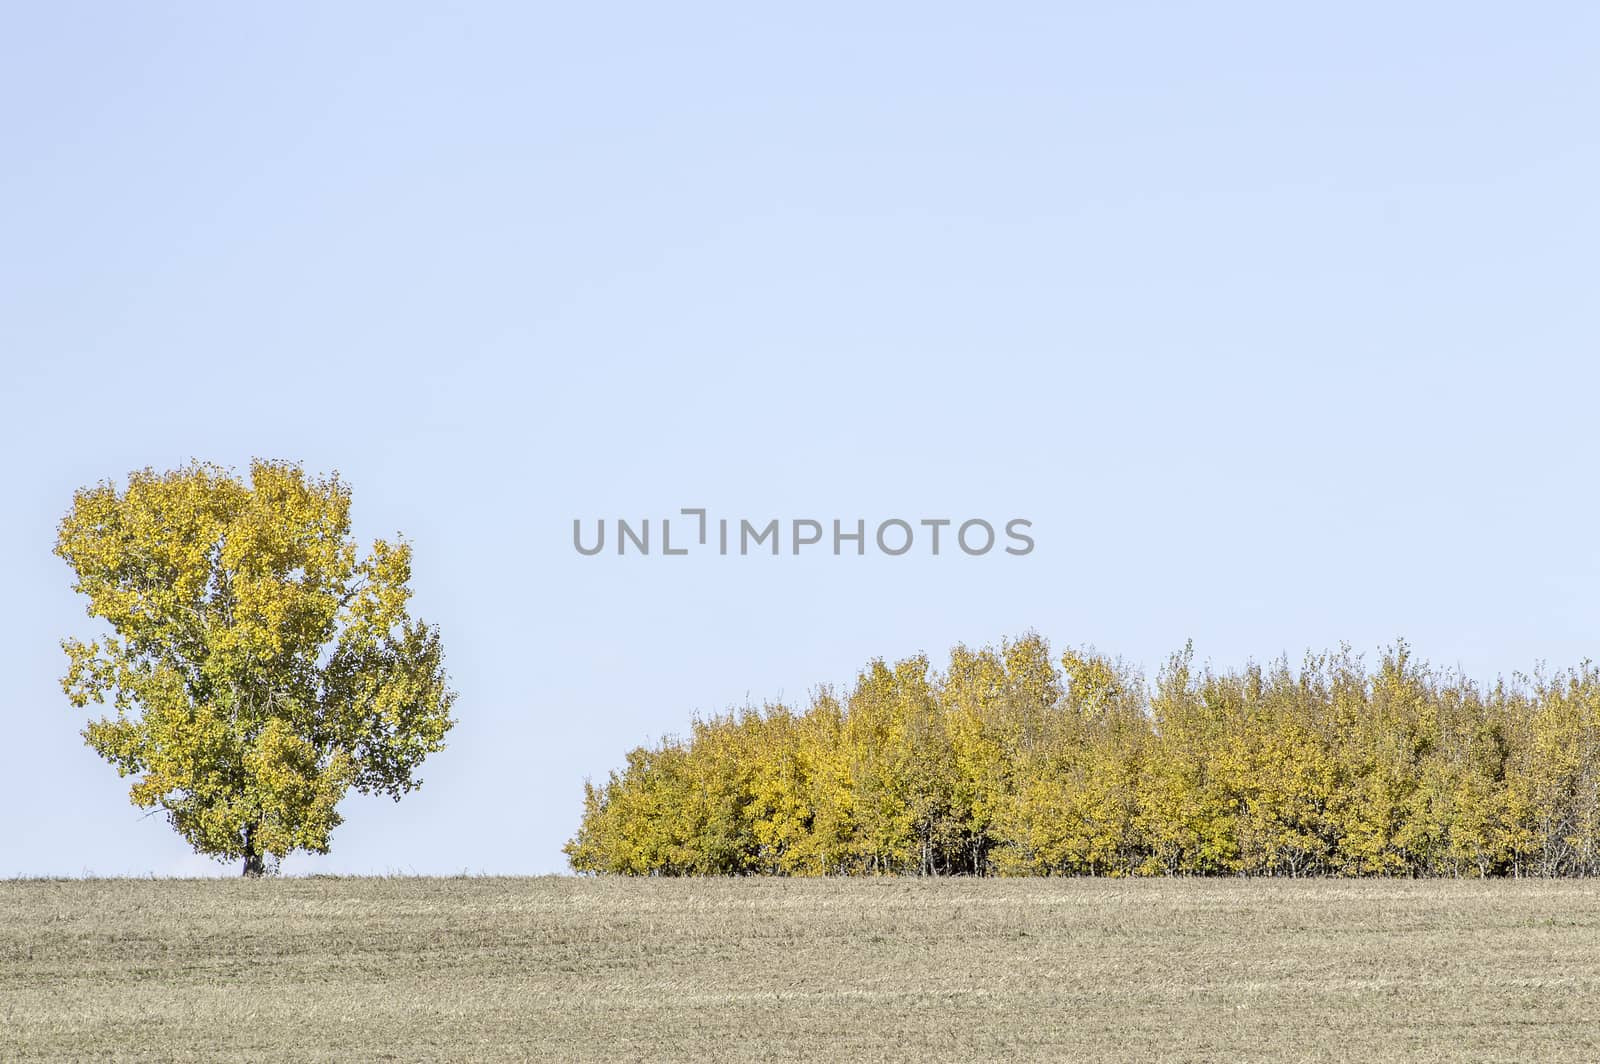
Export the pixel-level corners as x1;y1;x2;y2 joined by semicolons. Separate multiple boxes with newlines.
566;635;1600;877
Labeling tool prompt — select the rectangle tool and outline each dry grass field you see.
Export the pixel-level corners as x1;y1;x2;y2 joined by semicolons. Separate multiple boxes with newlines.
4;876;1599;1062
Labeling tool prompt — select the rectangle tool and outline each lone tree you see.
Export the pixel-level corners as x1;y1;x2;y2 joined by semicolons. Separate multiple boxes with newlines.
55;459;456;875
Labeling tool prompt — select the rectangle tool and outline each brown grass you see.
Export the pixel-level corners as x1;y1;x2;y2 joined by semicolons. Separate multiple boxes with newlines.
3;876;1598;1061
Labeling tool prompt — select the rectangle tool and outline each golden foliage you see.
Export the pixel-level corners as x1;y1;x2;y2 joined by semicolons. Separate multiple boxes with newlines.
567;635;1600;877
56;459;455;873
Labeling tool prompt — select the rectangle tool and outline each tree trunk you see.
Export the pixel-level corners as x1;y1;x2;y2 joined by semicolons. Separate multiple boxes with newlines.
242;823;265;877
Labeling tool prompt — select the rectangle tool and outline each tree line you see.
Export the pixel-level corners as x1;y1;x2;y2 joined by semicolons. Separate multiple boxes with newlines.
566;634;1600;877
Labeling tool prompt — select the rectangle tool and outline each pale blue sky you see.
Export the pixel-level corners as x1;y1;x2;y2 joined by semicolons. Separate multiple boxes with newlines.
3;3;1597;875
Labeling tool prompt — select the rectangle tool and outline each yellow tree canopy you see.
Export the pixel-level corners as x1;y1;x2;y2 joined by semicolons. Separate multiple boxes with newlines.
568;635;1600;879
56;459;455;875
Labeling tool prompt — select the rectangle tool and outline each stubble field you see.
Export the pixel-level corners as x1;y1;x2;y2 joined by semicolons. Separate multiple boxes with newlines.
3;876;1598;1061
